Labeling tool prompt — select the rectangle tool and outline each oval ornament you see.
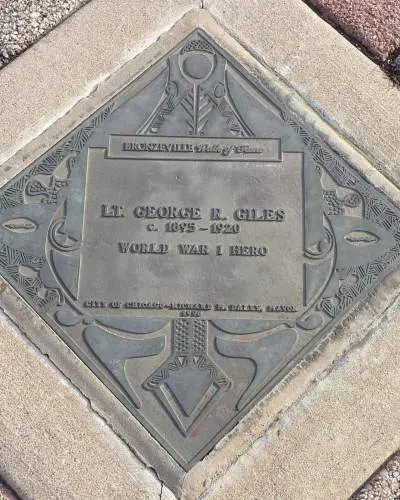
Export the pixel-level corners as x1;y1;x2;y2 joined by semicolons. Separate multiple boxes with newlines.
18;265;38;278
297;313;323;330
2;218;38;233
344;230;379;247
55;309;82;327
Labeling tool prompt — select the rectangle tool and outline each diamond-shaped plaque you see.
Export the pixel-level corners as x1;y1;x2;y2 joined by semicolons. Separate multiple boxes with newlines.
1;30;399;469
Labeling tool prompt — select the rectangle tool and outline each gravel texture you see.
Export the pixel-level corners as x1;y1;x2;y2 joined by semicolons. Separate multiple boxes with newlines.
307;0;400;60
0;482;18;500
352;451;400;499
0;0;91;68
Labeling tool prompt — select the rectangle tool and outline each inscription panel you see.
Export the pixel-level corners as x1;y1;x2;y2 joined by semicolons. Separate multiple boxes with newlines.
0;30;399;471
79;145;304;319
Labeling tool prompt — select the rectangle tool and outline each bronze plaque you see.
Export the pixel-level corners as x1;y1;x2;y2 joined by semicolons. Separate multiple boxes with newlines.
1;30;399;469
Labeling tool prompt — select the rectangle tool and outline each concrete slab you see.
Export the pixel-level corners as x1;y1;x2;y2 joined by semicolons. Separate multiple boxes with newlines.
201;295;400;500
0;0;198;166
206;0;400;189
0;310;162;499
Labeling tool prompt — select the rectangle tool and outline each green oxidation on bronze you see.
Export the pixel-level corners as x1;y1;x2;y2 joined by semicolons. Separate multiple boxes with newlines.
0;30;399;470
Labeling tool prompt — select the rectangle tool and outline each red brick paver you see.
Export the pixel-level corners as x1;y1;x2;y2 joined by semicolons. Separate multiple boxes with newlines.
307;0;400;60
